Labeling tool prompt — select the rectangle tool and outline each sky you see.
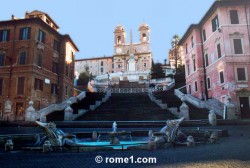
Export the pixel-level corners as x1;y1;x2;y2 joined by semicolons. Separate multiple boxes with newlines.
1;0;215;63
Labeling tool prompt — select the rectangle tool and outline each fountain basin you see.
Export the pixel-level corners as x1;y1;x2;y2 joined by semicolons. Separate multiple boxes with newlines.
78;141;147;150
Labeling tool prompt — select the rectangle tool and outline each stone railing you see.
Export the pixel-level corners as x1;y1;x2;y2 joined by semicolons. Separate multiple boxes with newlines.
37;91;86;121
174;86;205;108
174;86;225;117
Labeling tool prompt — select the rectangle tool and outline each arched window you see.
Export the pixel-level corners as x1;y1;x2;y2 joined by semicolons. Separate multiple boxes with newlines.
142;33;147;41
117;36;121;44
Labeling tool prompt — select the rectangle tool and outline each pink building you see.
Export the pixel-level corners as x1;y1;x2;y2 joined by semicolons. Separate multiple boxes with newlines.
179;0;250;118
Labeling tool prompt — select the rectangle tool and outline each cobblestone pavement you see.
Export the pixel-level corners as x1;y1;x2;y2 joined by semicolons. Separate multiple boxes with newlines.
0;125;250;168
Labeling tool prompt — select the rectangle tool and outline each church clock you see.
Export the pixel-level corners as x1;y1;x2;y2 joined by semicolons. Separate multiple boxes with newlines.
116;47;122;54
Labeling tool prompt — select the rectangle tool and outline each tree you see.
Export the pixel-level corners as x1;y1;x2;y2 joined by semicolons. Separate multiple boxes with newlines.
77;65;93;86
150;61;165;79
171;34;181;73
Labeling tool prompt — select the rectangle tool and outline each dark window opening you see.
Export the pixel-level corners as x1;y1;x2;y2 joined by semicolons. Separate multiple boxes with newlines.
195;81;198;92
203;29;206;42
185;43;188;54
207;78;211;89
193;59;196;71
0;78;3;95
212;15;219;32
17;77;25;95
52;62;58;74
0;29;10;42
19;27;31;40
205;54;209;67
0;53;5;66
237;68;246;81
230;10;239;24
217;43;222;58
19;52;27;65
53;40;60;51
51;84;58;94
233;39;243;54
35;78;43;91
37;53;43;67
191;36;194;48
38;29;46;44
220;71;224;84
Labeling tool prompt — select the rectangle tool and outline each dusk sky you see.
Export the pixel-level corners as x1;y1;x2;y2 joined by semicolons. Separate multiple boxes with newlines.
1;0;214;63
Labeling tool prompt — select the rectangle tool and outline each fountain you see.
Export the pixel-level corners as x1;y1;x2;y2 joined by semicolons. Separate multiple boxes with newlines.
33;118;224;151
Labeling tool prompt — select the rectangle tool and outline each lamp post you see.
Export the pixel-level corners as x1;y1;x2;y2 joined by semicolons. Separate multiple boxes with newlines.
107;73;110;88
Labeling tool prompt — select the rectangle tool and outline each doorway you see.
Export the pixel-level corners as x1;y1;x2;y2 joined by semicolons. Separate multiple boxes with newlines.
239;97;250;118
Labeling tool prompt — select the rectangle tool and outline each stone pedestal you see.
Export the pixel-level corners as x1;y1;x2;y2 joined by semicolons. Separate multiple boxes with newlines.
180;102;189;120
92;131;97;141
5;139;13;151
64;101;73;121
208;110;217;126
128;56;136;72
187;136;195;147
25;101;36;122
109;133;120;145
43;140;52;153
224;103;237;119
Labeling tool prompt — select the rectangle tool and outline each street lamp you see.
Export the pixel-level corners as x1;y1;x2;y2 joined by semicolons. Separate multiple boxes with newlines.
107;73;110;88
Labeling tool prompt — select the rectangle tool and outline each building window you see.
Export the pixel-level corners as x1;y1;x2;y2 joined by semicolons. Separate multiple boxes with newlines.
230;10;239;24
212;15;219;32
217;43;222;58
51;84;58;94
187;63;190;76
202;29;206;42
191;36;194;48
19;27;31;40
188;85;191;94
194;81;198;92
117;36;121;44
0;29;10;42
219;71;224;84
207;78;211;89
144;63;147;67
53;39;60;51
34;78;43;91
0;53;5;66
52;62;58;74
38;29;46;44
19;51;27;65
0;78;3;95
101;67;103;73
233;39;243;54
193;59;196;71
65;86;68;95
185;43;188;54
237;68;247;81
204;54;209;67
101;61;103;66
17;77;25;95
118;64;121;68
37;52;43;67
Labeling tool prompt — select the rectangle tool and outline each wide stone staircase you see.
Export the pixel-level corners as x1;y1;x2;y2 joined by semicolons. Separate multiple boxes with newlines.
75;93;176;121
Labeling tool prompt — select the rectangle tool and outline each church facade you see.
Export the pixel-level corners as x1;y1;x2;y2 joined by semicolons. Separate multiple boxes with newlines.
75;23;152;79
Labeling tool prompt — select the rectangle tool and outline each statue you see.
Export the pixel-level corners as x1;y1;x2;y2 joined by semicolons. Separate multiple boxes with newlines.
36;121;77;147
5;99;12;113
112;122;117;133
